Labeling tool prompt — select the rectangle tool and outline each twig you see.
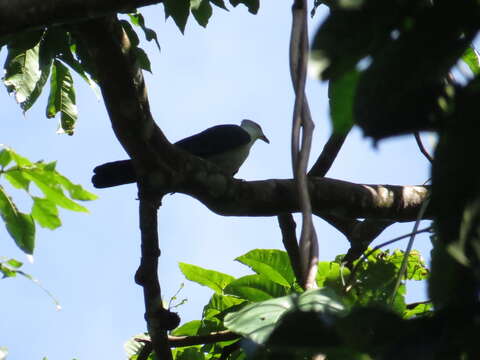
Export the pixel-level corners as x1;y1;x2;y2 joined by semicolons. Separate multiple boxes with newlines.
390;198;431;303
290;0;318;289
278;214;303;286
168;330;240;347
414;132;433;163
135;330;240;350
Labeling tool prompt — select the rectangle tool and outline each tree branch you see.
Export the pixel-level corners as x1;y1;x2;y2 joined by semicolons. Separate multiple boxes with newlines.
277;214;302;285
0;0;162;37
308;133;349;177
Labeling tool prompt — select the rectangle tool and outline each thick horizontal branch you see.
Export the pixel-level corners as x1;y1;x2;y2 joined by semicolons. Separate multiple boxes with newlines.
0;0;162;37
174;175;431;221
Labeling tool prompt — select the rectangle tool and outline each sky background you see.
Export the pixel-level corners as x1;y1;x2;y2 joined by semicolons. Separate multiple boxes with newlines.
1;2;432;360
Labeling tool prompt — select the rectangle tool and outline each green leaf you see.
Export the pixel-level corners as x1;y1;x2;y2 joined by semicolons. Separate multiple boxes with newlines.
55;173;97;201
210;0;228;9
229;0;259;14
164;0;191;33
329;69;358;134
0;186;35;254
224;288;346;344
7;258;23;268
46;59;77;135
202;293;246;320
133;47;152;73
236;249;296;287
9;148;32;167
171;320;202;336
22;169;88;212
191;0;213;27
4;169;30;190
224;274;288;302
462;46;480;75
0;149;12;168
173;346;205;360
179;262;235;294
3;31;44;107
128;12;161;51
32;197;61;229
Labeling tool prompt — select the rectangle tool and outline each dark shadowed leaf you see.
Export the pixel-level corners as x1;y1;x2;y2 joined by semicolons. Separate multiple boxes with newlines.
164;0;191;33
191;0;213;27
229;0;259;14
224;288;345;344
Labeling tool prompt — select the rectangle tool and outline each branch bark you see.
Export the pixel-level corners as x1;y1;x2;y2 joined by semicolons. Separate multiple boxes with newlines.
0;0;162;37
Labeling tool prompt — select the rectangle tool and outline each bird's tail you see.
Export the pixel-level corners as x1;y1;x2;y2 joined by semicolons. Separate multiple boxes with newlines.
92;160;136;188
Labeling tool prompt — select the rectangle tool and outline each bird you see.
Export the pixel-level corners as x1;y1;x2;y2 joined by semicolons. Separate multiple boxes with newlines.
92;119;269;188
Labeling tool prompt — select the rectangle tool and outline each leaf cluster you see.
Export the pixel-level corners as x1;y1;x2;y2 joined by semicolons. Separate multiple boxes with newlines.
0;147;96;254
313;0;480;139
126;248;430;359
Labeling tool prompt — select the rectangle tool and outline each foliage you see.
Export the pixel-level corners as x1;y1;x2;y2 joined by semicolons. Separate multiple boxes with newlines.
126;248;430;359
0;146;96;254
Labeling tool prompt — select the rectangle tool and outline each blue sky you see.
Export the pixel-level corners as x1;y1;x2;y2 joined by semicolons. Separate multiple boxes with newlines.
1;2;432;360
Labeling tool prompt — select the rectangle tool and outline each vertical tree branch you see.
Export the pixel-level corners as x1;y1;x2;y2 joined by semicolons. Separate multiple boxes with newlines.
135;193;174;360
290;0;318;289
278;214;303;283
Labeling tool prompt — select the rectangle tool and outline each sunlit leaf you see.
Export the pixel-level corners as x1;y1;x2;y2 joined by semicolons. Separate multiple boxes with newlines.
46;60;77;135
236;249;295;287
179;262;235;294
224;274;288;301
32;197;61;229
0;186;35;254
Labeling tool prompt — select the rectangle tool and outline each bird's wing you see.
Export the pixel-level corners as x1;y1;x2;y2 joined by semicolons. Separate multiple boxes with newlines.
174;125;251;158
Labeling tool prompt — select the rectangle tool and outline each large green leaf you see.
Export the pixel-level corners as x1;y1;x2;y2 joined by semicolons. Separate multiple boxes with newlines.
224;274;288;302
3;41;43;107
46;60;77;135
164;0;191;33
179;262;235;294
0;186;35;254
224;288;346;344
235;249;295;287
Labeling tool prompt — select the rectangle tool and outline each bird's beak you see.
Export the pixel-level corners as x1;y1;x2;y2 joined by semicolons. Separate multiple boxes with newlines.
260;134;270;144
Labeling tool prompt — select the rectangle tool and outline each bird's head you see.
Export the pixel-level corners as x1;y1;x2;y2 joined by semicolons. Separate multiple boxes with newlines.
241;119;270;144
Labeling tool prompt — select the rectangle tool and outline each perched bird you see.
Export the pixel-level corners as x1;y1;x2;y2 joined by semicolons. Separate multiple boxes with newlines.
92;119;269;188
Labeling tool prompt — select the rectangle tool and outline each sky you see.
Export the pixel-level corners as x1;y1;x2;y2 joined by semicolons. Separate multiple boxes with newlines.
1;2;432;360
